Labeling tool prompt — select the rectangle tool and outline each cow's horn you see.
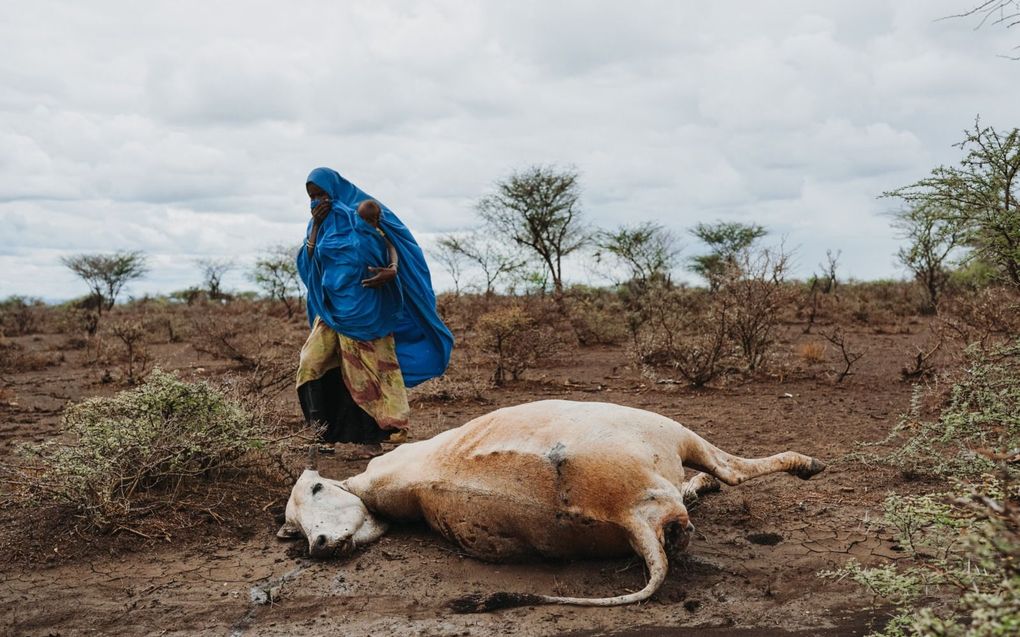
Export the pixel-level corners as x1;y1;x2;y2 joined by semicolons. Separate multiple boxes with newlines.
306;444;319;471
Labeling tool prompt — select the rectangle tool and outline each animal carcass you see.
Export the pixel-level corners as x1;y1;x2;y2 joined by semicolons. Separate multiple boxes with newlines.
277;400;825;610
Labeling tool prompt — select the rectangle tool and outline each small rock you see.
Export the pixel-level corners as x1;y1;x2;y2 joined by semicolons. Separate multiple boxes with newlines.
249;584;283;605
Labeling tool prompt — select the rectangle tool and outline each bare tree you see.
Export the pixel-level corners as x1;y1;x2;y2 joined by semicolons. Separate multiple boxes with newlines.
945;1;1020;58
61;251;148;313
196;258;234;300
250;245;304;318
802;250;840;334
718;245;792;372
595;222;681;287
430;237;468;296
820;249;841;294
477;166;589;296
891;204;965;314
437;232;526;296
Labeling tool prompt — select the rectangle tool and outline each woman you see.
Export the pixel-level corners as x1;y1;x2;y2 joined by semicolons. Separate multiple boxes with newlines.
296;167;453;457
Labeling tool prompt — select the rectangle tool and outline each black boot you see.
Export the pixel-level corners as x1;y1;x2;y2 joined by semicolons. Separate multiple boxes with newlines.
298;370;342;443
298;368;387;445
334;373;389;445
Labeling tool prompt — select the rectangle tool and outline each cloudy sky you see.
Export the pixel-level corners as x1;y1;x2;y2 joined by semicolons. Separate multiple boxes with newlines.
1;1;1017;300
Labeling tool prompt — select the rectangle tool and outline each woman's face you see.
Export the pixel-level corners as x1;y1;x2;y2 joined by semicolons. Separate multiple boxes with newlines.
306;182;328;200
307;182;332;222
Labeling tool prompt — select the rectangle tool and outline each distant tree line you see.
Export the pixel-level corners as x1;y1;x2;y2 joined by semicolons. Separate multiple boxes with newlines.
55;116;1017;321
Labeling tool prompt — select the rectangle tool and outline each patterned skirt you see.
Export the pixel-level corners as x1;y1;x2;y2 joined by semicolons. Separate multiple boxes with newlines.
296;317;410;431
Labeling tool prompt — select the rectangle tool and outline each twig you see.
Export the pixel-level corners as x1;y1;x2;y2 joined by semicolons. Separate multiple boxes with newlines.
113;525;152;539
821;328;865;383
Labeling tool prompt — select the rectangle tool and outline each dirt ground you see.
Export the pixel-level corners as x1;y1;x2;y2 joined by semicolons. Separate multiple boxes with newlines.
0;319;936;636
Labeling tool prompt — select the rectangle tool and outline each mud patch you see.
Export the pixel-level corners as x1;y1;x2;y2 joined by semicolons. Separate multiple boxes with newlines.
747;532;784;546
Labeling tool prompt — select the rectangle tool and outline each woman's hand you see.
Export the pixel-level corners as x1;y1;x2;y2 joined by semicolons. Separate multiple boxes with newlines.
361;265;397;288
311;198;331;223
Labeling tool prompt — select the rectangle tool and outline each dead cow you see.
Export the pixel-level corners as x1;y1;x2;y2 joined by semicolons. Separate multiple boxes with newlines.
277;400;825;611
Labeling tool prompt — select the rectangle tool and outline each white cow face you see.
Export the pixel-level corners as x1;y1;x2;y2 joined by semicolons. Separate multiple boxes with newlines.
277;469;388;558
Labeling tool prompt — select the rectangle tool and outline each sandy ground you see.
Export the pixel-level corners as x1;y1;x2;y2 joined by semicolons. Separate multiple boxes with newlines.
0;321;933;636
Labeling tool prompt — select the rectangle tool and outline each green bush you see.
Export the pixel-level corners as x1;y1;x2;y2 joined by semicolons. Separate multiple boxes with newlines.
884;339;1020;481
13;369;271;525
827;339;1020;636
821;480;1019;636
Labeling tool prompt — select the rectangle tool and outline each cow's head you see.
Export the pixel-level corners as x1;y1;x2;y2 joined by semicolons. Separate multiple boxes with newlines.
277;469;388;558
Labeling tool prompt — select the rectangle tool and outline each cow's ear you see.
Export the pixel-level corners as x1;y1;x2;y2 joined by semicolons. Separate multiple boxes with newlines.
277;522;302;540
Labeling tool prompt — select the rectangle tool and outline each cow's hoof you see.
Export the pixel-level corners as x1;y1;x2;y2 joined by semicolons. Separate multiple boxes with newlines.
698;476;722;495
793;458;826;480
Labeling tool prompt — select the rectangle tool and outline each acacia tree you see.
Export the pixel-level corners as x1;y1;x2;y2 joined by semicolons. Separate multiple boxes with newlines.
688;221;767;290
885;120;1020;287
891;204;965;314
61;251;148;313
437;232;526;296
196;258;234;300
250;245;304;318
595;222;681;287
477;166;588;295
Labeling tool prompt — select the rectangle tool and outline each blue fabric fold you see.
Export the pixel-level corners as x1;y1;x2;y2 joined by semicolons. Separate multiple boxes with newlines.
297;167;453;387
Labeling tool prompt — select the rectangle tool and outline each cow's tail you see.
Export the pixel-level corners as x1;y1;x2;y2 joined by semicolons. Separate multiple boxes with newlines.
448;521;667;612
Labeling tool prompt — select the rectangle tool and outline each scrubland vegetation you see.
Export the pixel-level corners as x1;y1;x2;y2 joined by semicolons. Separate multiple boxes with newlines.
0;118;1017;634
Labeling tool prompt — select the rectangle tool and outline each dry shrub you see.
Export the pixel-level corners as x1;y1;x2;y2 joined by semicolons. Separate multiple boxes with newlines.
107;318;151;385
900;337;943;382
2;370;288;531
0;296;44;336
143;305;188;344
409;373;486;403
632;285;736;388
832;281;918;326
939;286;1020;350
0;340;17;373
476;304;564;384
797;341;826;365
799;280;918;329
435;292;497;334
821;327;865;383
58;302;100;339
409;337;490;402
717;248;792;371
630;244;789;385
0;341;60;373
190;303;300;399
563;286;629;345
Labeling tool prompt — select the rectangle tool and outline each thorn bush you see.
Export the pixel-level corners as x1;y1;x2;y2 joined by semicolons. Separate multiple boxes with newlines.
8;369;274;527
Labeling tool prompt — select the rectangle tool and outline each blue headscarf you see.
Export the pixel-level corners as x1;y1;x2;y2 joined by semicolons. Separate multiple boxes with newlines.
297;167;453;387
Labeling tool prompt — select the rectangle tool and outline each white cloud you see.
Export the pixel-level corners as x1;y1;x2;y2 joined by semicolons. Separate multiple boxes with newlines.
0;0;1017;299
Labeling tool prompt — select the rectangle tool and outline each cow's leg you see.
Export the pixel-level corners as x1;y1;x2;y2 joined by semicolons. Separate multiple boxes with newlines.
679;431;825;486
680;472;721;502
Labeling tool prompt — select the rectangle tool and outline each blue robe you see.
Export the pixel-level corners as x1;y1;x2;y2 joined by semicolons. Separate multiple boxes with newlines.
297;167;453;388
